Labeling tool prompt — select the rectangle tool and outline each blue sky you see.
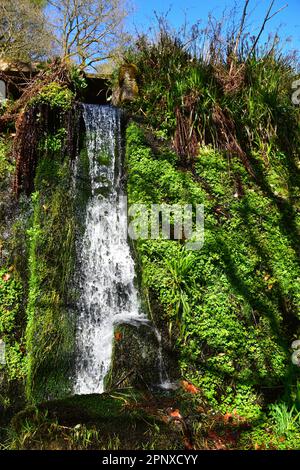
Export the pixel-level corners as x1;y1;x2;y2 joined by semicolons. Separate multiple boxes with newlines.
128;0;300;52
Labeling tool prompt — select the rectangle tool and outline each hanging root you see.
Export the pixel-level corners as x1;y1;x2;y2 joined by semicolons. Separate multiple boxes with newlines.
173;92;200;164
13;102;80;197
13;106;42;196
0;59;82;197
212;104;255;177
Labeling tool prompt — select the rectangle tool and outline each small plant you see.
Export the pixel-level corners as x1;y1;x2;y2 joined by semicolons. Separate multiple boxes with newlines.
165;250;196;337
70;67;88;93
0;267;26;381
0;269;21;335
269;403;300;437
0;139;13;184
40;128;67;153
71;425;100;449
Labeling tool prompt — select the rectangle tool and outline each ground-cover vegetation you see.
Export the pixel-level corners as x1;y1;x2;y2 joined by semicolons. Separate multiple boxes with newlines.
122;12;300;448
0;0;300;451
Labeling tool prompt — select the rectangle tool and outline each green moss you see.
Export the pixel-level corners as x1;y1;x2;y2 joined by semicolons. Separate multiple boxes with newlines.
0;138;14;188
6;391;188;450
74;145;91;218
24;109;93;403
30;83;74;111
26;150;76;402
97;149;112;166
50;394;126;420
0;268;26;381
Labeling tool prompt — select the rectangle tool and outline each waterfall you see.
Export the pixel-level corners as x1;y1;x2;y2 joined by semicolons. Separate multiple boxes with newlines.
73;105;147;395
154;328;177;390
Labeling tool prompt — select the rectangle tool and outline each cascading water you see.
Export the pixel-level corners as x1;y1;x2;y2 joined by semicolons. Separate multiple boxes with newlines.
73;104;147;395
154;328;177;390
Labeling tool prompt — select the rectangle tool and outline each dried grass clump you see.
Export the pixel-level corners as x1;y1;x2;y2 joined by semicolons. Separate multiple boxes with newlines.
174;93;200;161
213;60;246;95
212;104;255;177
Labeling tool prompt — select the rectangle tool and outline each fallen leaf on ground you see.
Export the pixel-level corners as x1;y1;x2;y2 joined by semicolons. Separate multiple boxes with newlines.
181;380;199;394
169;409;182;419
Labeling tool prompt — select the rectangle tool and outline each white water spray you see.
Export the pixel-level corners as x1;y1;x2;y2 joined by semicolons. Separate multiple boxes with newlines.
73;105;147;394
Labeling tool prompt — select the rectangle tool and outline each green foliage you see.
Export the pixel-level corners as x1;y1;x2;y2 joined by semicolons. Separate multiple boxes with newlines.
124;29;300;432
0;270;22;335
30;83;74;111
26;149;76;402
125;25;300;169
238;402;300;450
164;250;195;336
0;268;26;381
126;120;300;429
0;138;14;190
127;124;199;206
269;402;300;436
124;32;198;134
70;67;88;93
39;128;67;153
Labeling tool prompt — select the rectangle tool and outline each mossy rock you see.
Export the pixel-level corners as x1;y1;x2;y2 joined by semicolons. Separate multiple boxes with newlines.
119;64;138;82
113;64;139;105
108;323;163;389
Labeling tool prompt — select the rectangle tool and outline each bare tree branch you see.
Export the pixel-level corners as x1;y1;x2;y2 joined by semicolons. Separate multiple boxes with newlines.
0;0;53;63
233;0;250;56
248;0;288;57
47;0;129;70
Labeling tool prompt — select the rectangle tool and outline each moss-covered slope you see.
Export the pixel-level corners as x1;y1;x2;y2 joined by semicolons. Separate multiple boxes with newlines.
126;120;300;418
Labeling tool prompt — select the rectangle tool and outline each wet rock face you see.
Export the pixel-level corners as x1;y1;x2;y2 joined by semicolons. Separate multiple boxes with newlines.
108;323;162;388
147;290;179;385
107;280;180;392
